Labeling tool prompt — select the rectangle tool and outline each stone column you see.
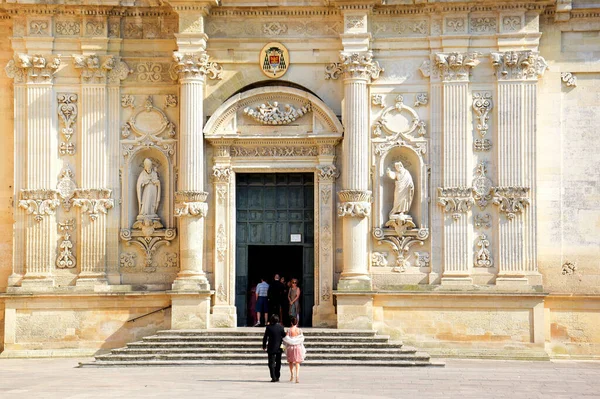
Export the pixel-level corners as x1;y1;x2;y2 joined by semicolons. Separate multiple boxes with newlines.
7;54;61;289
72;55;117;287
491;51;546;287
428;53;479;285
211;153;236;327
313;146;338;327
171;52;221;292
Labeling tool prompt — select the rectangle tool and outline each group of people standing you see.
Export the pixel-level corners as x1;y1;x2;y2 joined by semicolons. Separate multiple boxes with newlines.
252;274;301;327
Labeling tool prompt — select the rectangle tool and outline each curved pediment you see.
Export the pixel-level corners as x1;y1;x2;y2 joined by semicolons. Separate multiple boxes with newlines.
204;86;343;139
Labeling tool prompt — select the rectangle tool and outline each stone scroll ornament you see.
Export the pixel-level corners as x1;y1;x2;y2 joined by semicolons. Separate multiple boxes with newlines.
57;94;78;156
56;219;76;269
474;233;493;268
472;92;493;152
243;101;311;125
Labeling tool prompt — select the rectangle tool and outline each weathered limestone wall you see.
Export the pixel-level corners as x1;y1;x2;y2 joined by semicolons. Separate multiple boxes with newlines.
1;293;170;357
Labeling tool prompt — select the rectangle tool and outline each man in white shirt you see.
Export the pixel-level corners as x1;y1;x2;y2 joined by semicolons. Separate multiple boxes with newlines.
254;277;269;327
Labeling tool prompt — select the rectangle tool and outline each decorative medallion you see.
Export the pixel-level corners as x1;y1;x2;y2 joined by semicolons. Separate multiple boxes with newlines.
260;42;289;79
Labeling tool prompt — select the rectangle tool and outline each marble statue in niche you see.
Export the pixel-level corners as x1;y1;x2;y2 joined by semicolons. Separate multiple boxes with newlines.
133;158;163;233
385;161;415;235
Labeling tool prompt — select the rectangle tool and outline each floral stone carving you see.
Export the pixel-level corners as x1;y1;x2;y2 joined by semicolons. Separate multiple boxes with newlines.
170;52;223;81
491;51;548;80
19;189;60;222
120;228;177;273
437;187;475;220
317;165;339;182
472;92;493;140
243;101;311;125
371;252;389;267
493;187;530;220
57;93;78;155
474;234;493;268
325;51;383;81
175;191;208;218
434;52;480;82
373;226;429;273
5;53;61;84
73;54;114;83
73;189;114;221
56;219;76;269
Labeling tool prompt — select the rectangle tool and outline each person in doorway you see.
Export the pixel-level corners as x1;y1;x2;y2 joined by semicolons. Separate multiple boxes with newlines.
280;276;289;326
262;314;286;382
288;279;301;323
268;274;285;321
255;276;269;327
283;316;306;383
248;282;258;326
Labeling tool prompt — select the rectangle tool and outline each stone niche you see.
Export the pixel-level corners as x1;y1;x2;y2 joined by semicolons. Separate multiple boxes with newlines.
119;95;178;285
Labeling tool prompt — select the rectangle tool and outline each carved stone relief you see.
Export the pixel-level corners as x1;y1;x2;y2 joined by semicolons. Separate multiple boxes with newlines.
120;252;137;270
502;16;522;32
29;20;49;36
472;162;494;209
492;187;530;220
472;92;493;152
414;93;428;107
475;213;492;229
56;219;76;269
57;93;78;156
561;261;576;276
56;165;77;211
206;18;342;38
372;19;428;37
170;52;223;81
371;252;389;267
415;252;430;268
5;54;61;84
325;52;383;81
561;72;577;87
73;189;114;221
469;17;497;33
216;224;226;262
474;234;493;268
321;283;331;301
317;165;339;182
337;190;372;218
174;191;208;218
73;54;130;84
437;187;475;220
321;224;332;261
491;51;548;80
231;145;317;157
372;94;385;108
19;189;60;222
445;17;466;33
243;102;311;125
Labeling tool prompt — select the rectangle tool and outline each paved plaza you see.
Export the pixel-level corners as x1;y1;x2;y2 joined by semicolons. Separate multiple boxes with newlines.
0;358;599;398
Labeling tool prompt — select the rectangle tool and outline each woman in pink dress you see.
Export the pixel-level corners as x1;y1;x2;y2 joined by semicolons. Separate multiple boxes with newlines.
283;316;306;383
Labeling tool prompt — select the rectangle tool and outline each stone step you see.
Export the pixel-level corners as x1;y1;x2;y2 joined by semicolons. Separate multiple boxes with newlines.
126;341;405;349
94;353;432;362
110;347;418;355
141;335;392;343
82;359;443;368
155;329;378;337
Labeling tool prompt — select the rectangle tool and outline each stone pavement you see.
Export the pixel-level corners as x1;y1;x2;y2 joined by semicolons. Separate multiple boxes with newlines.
0;358;599;399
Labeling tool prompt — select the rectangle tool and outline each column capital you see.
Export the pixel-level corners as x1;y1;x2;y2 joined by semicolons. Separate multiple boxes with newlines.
5;53;60;84
437;187;475;221
337;190;372;218
73;188;114;221
169;52;223;82
326;51;383;82
175;191;209;218
317;164;339;182
212;165;232;183
491;51;548;81
19;189;60;222
420;52;480;83
72;54;131;85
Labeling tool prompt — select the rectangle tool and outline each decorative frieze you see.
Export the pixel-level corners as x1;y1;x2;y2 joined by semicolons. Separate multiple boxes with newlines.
230;145;318;158
491;51;548;80
325;52;383;81
5;54;61;84
372;19;428;37
212;166;232;183
561;72;577;87
445;17;466;33
170;52;223;81
56;20;81;36
56;219;76;269
29;20;50;36
243;102;311;125
493;187;530;220
317;165;339;182
469;17;497;33
174;191;208;218
474;234;493;268
437;187;475;220
57;93;78;155
19;189;60;222
206;18;342;38
73;189;114;221
502;16;522;32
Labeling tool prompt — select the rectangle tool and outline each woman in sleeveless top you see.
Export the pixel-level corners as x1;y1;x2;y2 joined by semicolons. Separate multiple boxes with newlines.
288;279;301;322
283;316;306;383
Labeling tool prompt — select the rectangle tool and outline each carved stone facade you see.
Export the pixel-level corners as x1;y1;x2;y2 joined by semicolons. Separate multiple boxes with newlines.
0;0;598;361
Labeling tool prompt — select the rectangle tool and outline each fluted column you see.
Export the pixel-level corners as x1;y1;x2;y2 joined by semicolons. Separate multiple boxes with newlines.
73;55;118;286
491;51;546;287
171;52;222;291
313;154;338;327
6;54;62;288
425;52;479;284
334;52;382;291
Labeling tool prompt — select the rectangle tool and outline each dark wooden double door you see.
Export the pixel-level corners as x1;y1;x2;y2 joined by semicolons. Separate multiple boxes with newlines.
235;173;314;327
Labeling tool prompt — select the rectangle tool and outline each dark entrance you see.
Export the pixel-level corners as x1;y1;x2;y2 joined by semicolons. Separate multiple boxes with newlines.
235;173;314;327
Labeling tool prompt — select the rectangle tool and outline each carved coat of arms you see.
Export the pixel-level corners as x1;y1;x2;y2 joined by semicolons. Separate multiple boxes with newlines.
260;42;289;78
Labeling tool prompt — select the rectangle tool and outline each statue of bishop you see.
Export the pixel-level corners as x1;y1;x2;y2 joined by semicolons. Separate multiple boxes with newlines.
386;161;415;224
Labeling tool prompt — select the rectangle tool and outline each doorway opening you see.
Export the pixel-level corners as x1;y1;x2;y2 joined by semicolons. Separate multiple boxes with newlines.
246;245;303;326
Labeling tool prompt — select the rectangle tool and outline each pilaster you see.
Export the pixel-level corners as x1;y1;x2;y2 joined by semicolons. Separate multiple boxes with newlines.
492;51;546;287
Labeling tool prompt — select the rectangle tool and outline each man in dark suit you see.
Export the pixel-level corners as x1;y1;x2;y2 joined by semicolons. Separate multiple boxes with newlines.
262;314;286;382
268;274;285;320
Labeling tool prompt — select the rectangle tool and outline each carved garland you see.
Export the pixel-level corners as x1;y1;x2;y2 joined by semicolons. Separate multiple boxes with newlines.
243;102;312;125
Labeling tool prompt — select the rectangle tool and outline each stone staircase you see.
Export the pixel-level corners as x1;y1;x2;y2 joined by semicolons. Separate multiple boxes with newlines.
80;328;443;367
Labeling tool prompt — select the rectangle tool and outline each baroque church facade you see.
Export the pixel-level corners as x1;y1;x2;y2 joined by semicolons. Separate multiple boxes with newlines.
0;0;598;359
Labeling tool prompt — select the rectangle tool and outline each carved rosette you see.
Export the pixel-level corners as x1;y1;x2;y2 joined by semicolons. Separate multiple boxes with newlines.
326;52;383;81
437;187;475;220
337;190;372;218
317;165;339;182
170;52;223;81
492;187;530;220
212;166;232;183
73;189;114;221
19;189;60;222
175;191;208;218
5;53;61;83
491;51;548;81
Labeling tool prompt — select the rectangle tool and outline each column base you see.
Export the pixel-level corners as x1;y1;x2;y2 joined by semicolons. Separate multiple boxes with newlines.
496;276;529;289
76;274;108;289
169;291;213;330
334;292;373;330
211;305;237;328
16;275;55;292
312;304;337;328
7;273;23;287
171;277;210;291
337;274;372;291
